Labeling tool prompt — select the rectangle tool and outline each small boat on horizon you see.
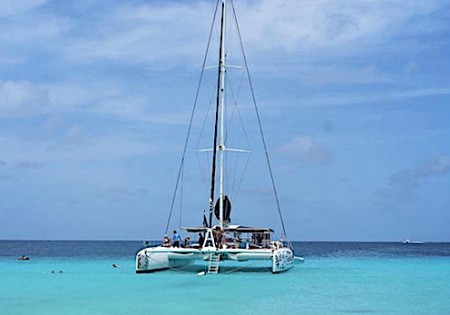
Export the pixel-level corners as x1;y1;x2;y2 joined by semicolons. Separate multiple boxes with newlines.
403;239;424;244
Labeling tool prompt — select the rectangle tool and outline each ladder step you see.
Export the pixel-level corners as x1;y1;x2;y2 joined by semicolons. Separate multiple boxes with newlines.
207;253;220;274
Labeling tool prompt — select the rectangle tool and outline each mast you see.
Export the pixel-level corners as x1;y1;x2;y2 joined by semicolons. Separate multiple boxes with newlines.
209;0;227;228
218;0;227;230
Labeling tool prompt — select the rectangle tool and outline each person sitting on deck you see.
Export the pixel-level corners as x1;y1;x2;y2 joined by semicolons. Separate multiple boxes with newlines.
234;234;241;248
184;236;191;248
162;235;170;247
172;230;181;247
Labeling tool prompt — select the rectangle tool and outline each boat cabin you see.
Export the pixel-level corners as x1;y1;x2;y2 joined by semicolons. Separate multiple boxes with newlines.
181;225;275;250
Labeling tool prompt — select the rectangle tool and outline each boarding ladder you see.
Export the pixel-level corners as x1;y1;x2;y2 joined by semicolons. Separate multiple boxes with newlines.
208;252;220;274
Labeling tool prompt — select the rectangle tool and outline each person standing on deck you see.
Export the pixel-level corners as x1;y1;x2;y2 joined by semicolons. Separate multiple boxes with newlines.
172;230;181;247
198;233;205;248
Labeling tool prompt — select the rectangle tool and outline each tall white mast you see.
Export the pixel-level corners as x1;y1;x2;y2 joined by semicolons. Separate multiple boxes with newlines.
218;0;227;230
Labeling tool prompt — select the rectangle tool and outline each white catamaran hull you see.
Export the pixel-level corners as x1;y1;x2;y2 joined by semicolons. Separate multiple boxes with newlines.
272;248;294;273
136;247;196;273
136;246;294;273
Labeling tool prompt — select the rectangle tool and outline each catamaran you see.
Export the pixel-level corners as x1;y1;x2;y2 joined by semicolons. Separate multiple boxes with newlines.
136;0;297;274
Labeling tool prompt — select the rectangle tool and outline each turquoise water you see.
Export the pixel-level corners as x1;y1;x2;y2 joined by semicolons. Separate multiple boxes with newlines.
1;242;449;314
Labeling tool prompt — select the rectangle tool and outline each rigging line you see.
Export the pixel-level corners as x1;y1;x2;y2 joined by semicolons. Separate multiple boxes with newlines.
234;101;252;151
195;151;211;197
178;165;184;230
234;65;246;101
223;75;238;197
231;152;239;199
224;73;237;144
234;151;252;201
165;0;220;234
225;59;246;107
224;72;251;151
195;84;216;151
223;71;252;202
231;118;252;203
231;0;288;239
197;56;220;150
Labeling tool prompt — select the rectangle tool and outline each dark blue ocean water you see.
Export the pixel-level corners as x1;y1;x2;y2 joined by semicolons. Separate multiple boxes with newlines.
0;240;449;259
1;241;449;315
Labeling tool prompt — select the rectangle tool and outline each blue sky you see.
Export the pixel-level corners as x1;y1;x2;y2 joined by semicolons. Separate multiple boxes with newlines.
1;0;450;241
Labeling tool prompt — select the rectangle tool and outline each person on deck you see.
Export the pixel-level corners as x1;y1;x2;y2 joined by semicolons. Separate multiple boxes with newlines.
234;234;241;248
172;230;181;247
213;227;224;248
184;236;191;248
198;233;205;248
162;235;170;247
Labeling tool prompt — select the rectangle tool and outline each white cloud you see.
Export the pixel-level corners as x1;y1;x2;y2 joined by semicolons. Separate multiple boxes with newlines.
236;0;443;54
0;0;49;17
0;0;447;122
0;0;446;79
42;80;190;124
301;65;388;87
45;80;122;111
64;2;213;66
392;88;450;99
297;87;450;108
0;13;71;45
0;130;158;163
0;81;49;117
57;0;445;68
277;135;333;166
378;153;450;202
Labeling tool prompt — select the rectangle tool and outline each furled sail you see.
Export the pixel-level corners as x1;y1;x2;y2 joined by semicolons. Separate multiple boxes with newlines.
214;195;231;224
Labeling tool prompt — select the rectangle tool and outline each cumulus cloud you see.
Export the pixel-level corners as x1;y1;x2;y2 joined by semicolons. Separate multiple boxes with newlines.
377;153;450;202
237;0;444;54
1;0;448;123
64;1;213;66
42;80;189;124
277;135;333;166
55;0;446;68
0;81;49;117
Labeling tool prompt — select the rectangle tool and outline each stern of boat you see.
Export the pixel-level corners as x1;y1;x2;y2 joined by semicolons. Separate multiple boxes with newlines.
272;247;294;273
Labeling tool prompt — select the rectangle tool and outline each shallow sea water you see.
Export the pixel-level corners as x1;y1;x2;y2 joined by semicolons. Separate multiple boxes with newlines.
1;241;449;315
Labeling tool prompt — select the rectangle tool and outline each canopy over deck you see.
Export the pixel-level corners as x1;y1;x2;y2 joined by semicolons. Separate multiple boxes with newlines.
182;225;274;233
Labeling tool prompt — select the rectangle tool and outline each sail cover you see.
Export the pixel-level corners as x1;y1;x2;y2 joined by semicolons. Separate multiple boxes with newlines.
214;195;231;224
